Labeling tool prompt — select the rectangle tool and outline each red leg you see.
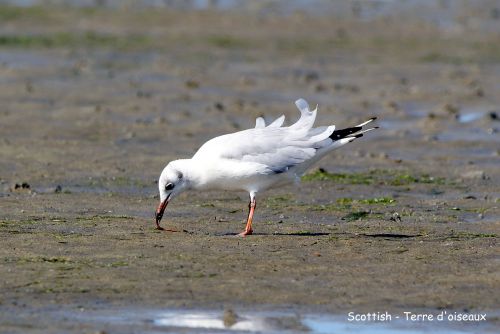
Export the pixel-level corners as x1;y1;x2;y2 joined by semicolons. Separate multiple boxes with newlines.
238;196;256;237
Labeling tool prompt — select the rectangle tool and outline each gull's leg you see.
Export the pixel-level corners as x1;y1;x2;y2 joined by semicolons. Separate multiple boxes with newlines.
238;193;256;237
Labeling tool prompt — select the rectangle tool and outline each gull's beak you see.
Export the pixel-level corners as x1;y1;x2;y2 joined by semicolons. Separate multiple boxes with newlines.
155;195;170;230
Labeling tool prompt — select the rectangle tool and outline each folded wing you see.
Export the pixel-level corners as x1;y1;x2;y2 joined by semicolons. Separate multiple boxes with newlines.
193;99;335;175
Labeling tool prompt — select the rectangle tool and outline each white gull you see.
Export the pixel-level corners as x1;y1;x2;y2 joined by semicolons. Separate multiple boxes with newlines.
155;98;377;236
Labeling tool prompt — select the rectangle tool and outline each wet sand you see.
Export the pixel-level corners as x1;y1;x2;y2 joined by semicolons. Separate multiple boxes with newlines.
0;4;499;333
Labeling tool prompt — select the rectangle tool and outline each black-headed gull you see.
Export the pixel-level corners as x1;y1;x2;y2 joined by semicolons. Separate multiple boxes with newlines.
155;98;377;236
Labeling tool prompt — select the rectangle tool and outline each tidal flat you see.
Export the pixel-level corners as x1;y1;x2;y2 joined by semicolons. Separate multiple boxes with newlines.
0;2;499;333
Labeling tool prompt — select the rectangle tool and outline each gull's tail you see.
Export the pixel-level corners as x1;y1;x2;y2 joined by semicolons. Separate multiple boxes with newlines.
294;116;378;176
329;117;378;141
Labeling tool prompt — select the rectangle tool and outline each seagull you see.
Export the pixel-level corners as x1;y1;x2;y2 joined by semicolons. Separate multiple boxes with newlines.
155;98;377;236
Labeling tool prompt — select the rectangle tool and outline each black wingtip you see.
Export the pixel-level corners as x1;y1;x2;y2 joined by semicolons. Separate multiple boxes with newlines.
371;117;377;121
330;126;362;140
353;133;363;138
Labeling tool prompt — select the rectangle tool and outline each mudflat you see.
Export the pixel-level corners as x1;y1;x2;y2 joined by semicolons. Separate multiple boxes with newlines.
0;4;498;333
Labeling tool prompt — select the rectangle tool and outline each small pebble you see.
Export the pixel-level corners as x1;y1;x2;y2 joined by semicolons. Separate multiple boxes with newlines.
12;182;30;191
214;102;225;111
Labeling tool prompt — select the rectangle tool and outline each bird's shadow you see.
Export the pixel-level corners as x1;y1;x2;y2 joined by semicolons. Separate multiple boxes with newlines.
217;232;419;238
155;228;420;239
218;232;331;237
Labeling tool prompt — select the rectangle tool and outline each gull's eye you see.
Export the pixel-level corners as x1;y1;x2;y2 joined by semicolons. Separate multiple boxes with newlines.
165;183;174;191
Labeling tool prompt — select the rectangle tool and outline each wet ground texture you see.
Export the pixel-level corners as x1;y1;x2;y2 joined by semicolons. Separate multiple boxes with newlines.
0;1;499;333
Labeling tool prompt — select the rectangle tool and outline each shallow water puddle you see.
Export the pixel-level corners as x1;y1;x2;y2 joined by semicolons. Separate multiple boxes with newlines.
456;112;485;123
154;311;279;331
63;308;495;334
153;310;487;333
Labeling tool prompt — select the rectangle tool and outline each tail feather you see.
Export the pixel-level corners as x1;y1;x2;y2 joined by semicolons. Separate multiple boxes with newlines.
267;115;286;128
348;126;379;137
356;117;377;127
255;117;266;128
291;99;318;131
330;118;378;141
295;112;378;177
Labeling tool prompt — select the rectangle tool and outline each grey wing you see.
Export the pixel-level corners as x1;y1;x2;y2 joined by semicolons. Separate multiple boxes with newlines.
194;99;335;174
239;143;318;174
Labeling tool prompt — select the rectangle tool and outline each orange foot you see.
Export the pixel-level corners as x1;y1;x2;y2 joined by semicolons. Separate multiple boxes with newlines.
237;229;253;237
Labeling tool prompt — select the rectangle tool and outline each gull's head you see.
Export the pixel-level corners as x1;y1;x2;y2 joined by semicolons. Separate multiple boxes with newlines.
155;160;190;229
158;161;188;202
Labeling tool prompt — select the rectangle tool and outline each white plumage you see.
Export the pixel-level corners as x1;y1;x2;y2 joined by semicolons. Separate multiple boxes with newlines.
155;98;377;236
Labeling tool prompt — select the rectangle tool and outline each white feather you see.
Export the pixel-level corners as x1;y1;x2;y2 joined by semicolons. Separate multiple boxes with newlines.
267;115;285;128
290;98;318;131
255;117;266;128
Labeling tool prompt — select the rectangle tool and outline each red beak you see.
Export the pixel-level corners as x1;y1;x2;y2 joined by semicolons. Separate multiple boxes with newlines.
155;197;169;230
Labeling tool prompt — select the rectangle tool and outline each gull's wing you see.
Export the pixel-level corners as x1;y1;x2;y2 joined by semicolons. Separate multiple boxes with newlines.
254;115;285;128
266;115;285;128
255;117;266;128
193;99;335;174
